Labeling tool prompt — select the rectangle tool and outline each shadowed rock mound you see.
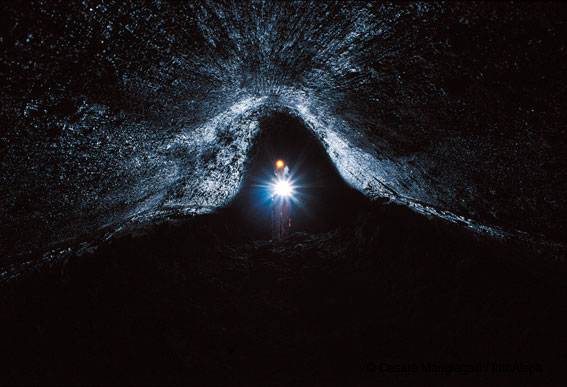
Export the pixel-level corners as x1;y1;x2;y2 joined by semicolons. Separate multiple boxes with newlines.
1;202;565;385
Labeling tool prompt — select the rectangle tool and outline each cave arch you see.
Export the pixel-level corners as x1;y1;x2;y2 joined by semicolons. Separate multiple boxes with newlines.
228;110;367;239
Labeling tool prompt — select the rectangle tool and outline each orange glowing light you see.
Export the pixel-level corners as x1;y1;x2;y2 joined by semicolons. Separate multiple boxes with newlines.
276;160;285;169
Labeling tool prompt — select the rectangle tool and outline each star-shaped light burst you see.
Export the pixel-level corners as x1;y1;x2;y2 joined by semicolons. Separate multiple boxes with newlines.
273;178;293;197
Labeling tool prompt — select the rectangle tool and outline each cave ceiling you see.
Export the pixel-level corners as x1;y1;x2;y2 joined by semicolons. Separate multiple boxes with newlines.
1;1;566;259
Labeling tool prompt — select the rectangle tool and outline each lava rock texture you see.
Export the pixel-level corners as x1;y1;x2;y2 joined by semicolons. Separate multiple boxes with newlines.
2;1;566;260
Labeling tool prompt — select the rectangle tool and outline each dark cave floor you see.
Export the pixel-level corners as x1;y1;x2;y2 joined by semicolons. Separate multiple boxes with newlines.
1;201;566;385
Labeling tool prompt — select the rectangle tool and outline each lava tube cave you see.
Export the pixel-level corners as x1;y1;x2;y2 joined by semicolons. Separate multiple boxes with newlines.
1;1;567;385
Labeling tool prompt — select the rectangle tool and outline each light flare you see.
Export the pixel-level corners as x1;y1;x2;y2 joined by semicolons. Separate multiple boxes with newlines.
273;178;293;197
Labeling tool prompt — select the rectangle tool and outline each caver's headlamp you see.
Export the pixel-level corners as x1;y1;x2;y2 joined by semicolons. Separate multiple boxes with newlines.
275;159;285;170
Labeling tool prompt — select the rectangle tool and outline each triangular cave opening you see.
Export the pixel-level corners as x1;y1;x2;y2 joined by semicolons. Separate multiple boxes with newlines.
227;111;368;239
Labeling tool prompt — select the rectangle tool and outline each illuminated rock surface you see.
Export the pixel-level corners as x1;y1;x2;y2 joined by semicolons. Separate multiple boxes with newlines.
1;2;567;382
1;2;566;259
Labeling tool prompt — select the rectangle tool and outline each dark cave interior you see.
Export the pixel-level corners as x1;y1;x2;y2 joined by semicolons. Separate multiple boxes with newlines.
228;111;367;238
1;1;567;385
2;195;566;385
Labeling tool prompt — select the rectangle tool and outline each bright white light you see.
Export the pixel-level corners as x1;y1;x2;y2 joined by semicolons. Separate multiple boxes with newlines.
274;179;293;197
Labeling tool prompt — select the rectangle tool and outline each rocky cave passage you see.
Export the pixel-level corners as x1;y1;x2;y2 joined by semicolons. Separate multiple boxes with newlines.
1;1;566;262
228;111;367;238
1;2;567;384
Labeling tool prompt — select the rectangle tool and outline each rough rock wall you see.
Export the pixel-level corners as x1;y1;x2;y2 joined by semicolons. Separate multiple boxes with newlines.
1;1;566;258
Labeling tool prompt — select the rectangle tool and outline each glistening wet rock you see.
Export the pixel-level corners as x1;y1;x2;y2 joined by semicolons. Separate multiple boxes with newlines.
1;2;566;261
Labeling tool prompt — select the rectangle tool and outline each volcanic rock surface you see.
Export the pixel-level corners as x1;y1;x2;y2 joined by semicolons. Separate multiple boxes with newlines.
2;1;566;261
1;3;567;383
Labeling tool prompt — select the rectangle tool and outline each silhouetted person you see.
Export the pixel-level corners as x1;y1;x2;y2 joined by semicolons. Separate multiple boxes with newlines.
272;160;291;240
